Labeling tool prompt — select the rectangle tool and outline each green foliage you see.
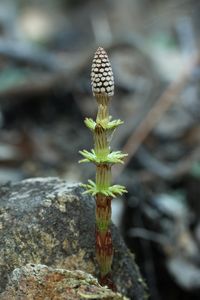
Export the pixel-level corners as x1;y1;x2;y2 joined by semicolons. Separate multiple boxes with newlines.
84;117;123;131
80;180;127;198
79;149;127;164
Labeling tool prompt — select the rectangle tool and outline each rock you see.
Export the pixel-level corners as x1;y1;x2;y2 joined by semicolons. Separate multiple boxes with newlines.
0;264;128;299
0;177;147;299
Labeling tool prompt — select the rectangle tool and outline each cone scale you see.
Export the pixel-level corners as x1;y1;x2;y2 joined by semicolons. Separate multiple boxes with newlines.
79;47;127;287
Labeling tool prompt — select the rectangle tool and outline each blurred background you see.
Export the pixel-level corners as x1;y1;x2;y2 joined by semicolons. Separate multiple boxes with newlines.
0;0;199;299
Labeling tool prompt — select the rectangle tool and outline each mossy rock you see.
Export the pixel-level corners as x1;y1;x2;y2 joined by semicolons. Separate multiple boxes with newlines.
0;264;129;299
0;177;148;299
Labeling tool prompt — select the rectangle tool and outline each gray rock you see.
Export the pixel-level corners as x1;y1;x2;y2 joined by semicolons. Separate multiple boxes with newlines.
0;177;147;299
0;264;129;299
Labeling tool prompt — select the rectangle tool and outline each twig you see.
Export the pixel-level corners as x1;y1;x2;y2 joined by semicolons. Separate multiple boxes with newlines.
136;144;200;180
0;52;91;102
113;54;200;179
0;38;64;71
0;73;67;102
0;38;91;72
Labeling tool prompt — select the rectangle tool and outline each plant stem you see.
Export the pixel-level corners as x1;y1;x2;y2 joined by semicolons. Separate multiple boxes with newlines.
94;95;113;280
79;47;127;287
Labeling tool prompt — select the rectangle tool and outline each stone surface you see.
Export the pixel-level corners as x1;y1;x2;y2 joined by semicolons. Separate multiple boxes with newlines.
0;264;128;299
0;177;147;299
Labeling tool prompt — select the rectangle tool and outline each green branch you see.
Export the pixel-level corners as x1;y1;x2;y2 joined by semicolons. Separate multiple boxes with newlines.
85;117;123;131
79;149;127;164
80;180;127;197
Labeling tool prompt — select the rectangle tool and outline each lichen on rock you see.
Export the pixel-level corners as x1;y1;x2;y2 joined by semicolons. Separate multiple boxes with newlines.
0;264;129;299
0;177;147;299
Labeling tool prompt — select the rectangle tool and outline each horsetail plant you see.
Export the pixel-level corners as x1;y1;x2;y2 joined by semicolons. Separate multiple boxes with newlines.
79;47;127;287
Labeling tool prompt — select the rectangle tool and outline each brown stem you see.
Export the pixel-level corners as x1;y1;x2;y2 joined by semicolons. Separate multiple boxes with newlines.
95;192;114;287
96;194;112;233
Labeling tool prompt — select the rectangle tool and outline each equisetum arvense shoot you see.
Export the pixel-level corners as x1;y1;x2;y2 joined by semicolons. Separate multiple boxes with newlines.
79;47;127;284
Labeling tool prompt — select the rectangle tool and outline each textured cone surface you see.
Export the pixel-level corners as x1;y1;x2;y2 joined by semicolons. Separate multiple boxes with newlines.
91;47;114;97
